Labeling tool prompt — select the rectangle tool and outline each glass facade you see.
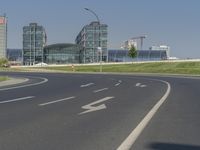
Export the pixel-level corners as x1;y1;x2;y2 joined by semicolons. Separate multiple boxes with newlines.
0;15;7;58
75;21;108;63
108;50;168;62
23;23;47;65
43;43;80;64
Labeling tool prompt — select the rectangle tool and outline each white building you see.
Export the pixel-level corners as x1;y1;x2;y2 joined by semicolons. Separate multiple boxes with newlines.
123;39;137;50
0;15;7;58
150;45;170;58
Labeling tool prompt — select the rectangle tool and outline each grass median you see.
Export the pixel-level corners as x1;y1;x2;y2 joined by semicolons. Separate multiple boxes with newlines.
0;76;9;82
30;61;200;75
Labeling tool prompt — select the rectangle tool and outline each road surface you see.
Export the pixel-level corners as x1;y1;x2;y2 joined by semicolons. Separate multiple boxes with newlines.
0;72;200;150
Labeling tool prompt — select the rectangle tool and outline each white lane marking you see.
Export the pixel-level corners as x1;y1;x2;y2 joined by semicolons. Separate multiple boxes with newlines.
39;96;75;106
140;85;147;88
136;83;147;88
79;96;114;115
0;77;48;91
117;80;171;150
0;96;35;104
93;88;108;93
80;83;94;88
115;80;122;86
136;83;141;87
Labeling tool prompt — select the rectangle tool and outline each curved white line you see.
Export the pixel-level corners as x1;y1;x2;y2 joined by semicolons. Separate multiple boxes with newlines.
0;77;48;91
117;79;171;150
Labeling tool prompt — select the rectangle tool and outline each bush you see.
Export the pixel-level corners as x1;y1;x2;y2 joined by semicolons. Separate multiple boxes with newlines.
0;58;9;67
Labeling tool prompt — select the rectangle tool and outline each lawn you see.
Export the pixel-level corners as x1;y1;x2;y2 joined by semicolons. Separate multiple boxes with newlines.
31;61;200;75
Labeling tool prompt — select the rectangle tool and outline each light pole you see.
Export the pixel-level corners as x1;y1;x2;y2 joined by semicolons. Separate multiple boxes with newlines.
84;8;102;72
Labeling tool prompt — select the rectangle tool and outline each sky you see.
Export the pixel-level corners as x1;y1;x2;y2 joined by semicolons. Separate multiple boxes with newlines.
1;0;200;58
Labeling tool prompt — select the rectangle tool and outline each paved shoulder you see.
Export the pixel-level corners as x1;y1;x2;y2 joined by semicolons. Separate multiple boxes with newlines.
0;77;29;87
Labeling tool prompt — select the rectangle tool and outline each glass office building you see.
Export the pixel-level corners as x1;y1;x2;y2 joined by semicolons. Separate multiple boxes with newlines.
75;21;108;63
108;50;168;62
0;15;7;58
23;23;47;65
43;43;80;64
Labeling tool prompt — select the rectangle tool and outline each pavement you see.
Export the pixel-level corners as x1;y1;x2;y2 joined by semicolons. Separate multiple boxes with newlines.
0;77;29;87
0;72;200;150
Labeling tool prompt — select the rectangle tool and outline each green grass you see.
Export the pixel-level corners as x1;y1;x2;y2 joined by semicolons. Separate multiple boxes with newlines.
2;61;200;75
0;76;9;82
31;61;200;75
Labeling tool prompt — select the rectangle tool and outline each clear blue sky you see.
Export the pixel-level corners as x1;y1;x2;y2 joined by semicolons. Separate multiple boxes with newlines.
1;0;200;58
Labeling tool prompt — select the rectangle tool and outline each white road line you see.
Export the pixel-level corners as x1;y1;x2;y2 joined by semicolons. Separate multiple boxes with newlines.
39;96;75;106
79;96;114;115
0;96;35;104
80;83;94;88
117;80;171;150
0;77;48;91
93;88;108;93
115;80;122;86
135;83;141;87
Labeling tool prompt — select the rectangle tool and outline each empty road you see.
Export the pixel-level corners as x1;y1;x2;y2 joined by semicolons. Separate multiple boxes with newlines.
0;72;200;150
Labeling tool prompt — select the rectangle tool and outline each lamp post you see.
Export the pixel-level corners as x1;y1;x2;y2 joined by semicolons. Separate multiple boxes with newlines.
84;8;102;72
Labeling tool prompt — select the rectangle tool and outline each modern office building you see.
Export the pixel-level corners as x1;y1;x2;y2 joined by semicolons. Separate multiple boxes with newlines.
23;23;47;65
150;45;170;59
43;43;80;64
75;21;108;63
108;49;169;62
7;49;22;62
0;15;7;58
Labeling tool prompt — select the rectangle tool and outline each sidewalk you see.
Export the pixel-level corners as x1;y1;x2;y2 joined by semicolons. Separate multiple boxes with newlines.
0;78;29;87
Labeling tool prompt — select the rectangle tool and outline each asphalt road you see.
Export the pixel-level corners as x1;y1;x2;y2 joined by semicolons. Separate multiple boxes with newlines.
0;72;200;150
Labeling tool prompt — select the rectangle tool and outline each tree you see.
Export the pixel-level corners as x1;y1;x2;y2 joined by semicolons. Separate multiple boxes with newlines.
0;58;9;67
128;45;137;60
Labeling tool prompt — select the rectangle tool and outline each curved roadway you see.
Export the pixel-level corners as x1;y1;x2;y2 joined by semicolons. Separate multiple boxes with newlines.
0;72;200;150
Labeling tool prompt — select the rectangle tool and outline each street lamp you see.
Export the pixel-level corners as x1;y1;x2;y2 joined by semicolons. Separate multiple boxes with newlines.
84;8;102;72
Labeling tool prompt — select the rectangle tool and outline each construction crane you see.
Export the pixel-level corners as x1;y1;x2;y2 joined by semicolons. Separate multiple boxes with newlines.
131;35;147;50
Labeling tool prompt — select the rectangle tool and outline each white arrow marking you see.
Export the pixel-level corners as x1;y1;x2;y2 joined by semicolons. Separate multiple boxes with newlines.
115;80;122;86
79;97;114;115
80;83;94;88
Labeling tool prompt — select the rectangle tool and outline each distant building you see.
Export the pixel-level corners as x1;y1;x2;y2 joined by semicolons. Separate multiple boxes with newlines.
108;49;168;62
7;49;22;62
0;15;7;58
23;23;47;65
75;21;108;63
43;43;80;64
123;39;137;50
150;45;170;58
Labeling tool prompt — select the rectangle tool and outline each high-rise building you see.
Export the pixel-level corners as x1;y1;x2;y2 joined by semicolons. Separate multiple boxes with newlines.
75;21;108;63
23;23;47;65
0;15;7;58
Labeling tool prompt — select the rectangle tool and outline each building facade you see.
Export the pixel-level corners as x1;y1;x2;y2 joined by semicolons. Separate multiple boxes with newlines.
0;15;7;58
123;39;137;50
23;23;47;65
75;21;108;63
43;43;80;64
108;49;168;62
149;45;170;59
